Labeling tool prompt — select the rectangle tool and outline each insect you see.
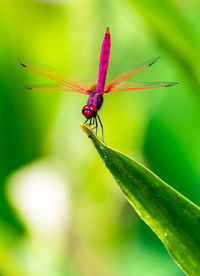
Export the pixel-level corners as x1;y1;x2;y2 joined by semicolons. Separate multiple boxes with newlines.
20;28;177;140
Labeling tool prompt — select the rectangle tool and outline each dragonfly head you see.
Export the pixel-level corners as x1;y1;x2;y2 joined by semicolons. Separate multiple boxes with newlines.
82;105;97;119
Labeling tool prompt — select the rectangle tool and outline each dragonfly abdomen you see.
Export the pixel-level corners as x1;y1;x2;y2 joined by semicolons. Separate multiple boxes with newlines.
96;28;111;93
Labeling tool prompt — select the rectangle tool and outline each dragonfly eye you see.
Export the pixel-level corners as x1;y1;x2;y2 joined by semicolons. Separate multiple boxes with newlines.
82;105;97;119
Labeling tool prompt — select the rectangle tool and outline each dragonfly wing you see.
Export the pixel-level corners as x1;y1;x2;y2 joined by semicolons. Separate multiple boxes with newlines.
19;58;90;94
104;57;160;93
104;81;178;93
25;83;89;93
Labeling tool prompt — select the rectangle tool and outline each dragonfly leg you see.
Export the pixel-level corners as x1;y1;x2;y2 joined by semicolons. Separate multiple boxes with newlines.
95;117;98;134
91;117;98;134
88;118;93;127
84;117;99;137
97;114;105;143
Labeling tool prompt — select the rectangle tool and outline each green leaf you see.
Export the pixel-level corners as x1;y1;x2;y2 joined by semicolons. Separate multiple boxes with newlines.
81;124;200;276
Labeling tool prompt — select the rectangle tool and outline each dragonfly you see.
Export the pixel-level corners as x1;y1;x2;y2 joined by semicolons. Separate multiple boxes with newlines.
20;27;177;140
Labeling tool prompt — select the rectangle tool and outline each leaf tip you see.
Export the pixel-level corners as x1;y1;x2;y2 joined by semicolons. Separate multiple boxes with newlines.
81;123;96;140
81;124;105;148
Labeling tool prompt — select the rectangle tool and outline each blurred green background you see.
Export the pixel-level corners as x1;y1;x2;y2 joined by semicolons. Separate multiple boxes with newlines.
1;0;200;275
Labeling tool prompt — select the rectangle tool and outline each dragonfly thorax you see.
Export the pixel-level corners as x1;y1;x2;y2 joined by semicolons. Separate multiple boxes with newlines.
82;105;97;119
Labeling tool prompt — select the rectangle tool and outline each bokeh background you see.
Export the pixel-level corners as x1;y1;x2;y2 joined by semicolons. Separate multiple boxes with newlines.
1;0;200;275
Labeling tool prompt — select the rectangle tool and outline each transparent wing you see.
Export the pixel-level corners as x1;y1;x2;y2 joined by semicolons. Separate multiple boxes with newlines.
104;57;160;94
19;58;91;95
25;83;90;93
104;81;178;94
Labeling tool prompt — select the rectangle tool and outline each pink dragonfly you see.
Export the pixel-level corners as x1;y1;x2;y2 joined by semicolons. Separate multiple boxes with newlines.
20;28;177;139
